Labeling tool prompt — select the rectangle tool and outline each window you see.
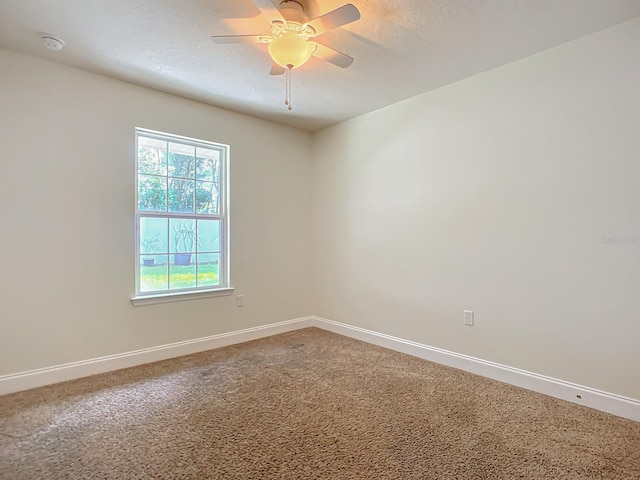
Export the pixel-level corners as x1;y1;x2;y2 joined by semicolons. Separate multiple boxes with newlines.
134;128;230;301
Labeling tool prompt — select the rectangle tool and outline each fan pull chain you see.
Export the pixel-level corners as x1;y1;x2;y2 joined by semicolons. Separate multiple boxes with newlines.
285;64;293;111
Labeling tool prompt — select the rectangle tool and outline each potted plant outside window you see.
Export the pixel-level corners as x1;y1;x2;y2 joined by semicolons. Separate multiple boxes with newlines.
174;220;200;266
141;234;162;266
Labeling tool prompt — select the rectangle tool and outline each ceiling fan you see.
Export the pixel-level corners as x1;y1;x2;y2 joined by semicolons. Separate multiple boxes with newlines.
211;0;361;110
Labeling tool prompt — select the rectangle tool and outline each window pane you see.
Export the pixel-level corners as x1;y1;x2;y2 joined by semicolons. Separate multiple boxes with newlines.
135;128;229;296
170;219;198;254
138;137;167;175
138;175;167;211
198;219;220;252
168;179;195;213
140;217;168;254
214;160;220;183
140;255;168;292
196;148;219;181
169;143;195;179
197;253;220;287
170;257;196;289
196;182;219;214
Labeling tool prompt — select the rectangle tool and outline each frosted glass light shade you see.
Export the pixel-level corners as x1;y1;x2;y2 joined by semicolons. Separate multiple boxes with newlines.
268;34;315;69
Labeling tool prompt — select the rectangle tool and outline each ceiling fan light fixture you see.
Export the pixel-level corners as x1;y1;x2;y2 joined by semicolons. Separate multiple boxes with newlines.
267;32;316;69
210;0;361;111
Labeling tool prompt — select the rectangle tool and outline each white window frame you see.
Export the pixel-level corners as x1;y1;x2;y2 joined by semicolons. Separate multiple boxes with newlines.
131;128;232;305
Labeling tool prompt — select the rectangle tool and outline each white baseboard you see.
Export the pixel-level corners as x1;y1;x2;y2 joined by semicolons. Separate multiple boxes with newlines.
2;315;638;423
0;317;314;396
310;316;640;423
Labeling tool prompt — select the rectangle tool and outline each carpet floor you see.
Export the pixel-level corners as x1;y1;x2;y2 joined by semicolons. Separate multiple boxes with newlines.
1;327;639;479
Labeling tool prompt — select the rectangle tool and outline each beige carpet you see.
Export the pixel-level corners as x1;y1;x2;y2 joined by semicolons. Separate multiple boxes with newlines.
1;328;639;479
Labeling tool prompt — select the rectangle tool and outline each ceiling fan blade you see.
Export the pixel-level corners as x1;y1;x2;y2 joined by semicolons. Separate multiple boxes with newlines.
253;0;284;20
211;35;269;44
311;42;354;68
270;63;286;75
306;4;361;36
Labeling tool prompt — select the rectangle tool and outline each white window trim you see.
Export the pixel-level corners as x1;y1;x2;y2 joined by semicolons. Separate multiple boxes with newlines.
132;128;231;304
131;287;234;306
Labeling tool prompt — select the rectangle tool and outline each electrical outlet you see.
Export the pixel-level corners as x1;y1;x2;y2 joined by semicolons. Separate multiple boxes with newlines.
236;295;244;307
464;310;474;326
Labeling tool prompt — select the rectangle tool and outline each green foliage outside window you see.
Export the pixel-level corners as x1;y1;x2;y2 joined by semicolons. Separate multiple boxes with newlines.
138;147;219;214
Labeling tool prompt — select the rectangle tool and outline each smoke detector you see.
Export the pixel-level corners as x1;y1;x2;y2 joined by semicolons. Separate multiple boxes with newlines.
41;35;65;51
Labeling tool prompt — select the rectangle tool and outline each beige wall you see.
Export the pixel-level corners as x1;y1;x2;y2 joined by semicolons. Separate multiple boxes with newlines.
311;18;640;399
1;18;638;401
0;49;313;374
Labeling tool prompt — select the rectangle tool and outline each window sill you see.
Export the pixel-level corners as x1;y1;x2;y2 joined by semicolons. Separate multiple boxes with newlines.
131;287;234;306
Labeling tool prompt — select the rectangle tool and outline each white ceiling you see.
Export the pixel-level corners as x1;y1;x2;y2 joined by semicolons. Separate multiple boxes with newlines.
1;0;639;131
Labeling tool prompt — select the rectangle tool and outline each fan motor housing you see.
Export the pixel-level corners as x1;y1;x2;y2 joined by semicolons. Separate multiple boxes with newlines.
279;0;308;23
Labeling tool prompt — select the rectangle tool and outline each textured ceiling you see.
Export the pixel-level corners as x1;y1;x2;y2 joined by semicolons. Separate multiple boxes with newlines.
1;0;639;131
